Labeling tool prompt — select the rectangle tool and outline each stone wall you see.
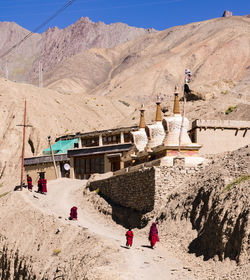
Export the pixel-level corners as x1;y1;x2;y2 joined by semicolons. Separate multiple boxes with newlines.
89;167;155;213
89;161;204;227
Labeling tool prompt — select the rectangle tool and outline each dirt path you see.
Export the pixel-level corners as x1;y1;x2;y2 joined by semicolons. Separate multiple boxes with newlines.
21;178;195;280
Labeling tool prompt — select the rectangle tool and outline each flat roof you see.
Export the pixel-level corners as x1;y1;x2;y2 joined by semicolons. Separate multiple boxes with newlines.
67;143;132;157
24;154;68;166
56;126;138;141
191;119;250;130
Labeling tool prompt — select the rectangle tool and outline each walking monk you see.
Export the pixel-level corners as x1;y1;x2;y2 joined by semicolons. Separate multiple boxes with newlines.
148;222;159;249
125;228;134;248
69;206;78;220
27;174;33;191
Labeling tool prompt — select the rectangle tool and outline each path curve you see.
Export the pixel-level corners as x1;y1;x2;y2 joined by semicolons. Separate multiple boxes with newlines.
22;178;195;280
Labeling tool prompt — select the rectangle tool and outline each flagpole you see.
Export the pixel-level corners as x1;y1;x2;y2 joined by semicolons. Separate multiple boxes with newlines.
178;69;191;156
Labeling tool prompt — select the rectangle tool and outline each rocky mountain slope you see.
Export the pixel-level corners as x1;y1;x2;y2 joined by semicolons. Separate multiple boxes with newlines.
0;15;250;188
0;21;41;82
43;16;250;104
0;17;154;84
157;145;250;264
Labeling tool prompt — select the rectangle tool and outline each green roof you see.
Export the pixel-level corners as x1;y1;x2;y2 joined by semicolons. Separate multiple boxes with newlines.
42;139;78;155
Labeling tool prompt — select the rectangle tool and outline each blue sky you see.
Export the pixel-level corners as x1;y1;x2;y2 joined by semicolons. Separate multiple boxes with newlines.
0;0;249;32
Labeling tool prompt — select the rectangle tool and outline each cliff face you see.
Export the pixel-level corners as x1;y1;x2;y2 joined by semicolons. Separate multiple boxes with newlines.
158;145;250;264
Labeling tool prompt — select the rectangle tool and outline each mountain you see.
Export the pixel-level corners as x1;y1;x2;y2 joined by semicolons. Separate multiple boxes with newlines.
0;15;250;188
0;21;41;82
0;18;154;84
43;16;250;105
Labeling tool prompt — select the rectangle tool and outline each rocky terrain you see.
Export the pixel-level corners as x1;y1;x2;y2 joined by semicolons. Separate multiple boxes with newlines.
0;17;154;84
41;16;250;103
0;14;249;279
0;146;249;279
0;14;250;195
157;145;250;262
85;146;250;279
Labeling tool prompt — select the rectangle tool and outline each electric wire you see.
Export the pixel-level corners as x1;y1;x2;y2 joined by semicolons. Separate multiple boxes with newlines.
0;0;77;59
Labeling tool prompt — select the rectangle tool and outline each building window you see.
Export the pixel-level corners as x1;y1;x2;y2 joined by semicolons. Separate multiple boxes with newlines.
74;156;104;180
124;133;131;143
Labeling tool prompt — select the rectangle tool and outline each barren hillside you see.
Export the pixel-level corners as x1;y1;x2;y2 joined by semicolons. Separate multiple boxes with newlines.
43;16;250;105
0;21;41;82
0;17;154;84
0;147;248;279
0;78;137;188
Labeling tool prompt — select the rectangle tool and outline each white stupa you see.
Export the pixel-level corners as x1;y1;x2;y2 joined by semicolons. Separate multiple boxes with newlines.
145;96;165;151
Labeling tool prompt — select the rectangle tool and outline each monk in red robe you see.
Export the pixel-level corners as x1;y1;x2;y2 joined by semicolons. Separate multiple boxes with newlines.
148;222;159;249
125;228;134;248
38;178;43;193
38;175;47;194
70;206;77;220
27;175;33;191
41;178;47;194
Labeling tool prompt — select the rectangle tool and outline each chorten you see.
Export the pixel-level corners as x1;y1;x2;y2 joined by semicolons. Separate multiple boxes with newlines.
131;104;148;152
163;87;192;146
160;86;204;166
122;105;148;165
145;95;165;151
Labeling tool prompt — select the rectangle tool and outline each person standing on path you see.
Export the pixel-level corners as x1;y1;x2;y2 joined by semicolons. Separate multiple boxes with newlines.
27;174;33;191
148;222;159;249
38;172;47;194
69;206;78;220
125;228;134;248
38;177;43;193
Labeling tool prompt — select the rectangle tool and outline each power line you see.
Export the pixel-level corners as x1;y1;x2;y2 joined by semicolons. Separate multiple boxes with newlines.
0;0;77;60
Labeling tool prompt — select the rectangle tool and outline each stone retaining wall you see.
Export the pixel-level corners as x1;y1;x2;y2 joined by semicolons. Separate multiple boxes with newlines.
89;162;204;227
89;167;155;213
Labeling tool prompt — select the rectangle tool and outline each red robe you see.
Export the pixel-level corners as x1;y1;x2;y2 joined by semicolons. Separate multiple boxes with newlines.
149;223;159;247
70;206;78;220
27;176;32;190
38;179;43;193
125;230;134;246
41;179;47;193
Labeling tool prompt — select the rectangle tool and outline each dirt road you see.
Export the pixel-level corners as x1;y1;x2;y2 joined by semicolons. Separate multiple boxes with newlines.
21;178;195;280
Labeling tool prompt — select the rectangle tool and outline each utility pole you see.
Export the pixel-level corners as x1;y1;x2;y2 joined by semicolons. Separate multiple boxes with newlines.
178;69;191;156
39;61;43;88
17;101;32;190
48;135;58;179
